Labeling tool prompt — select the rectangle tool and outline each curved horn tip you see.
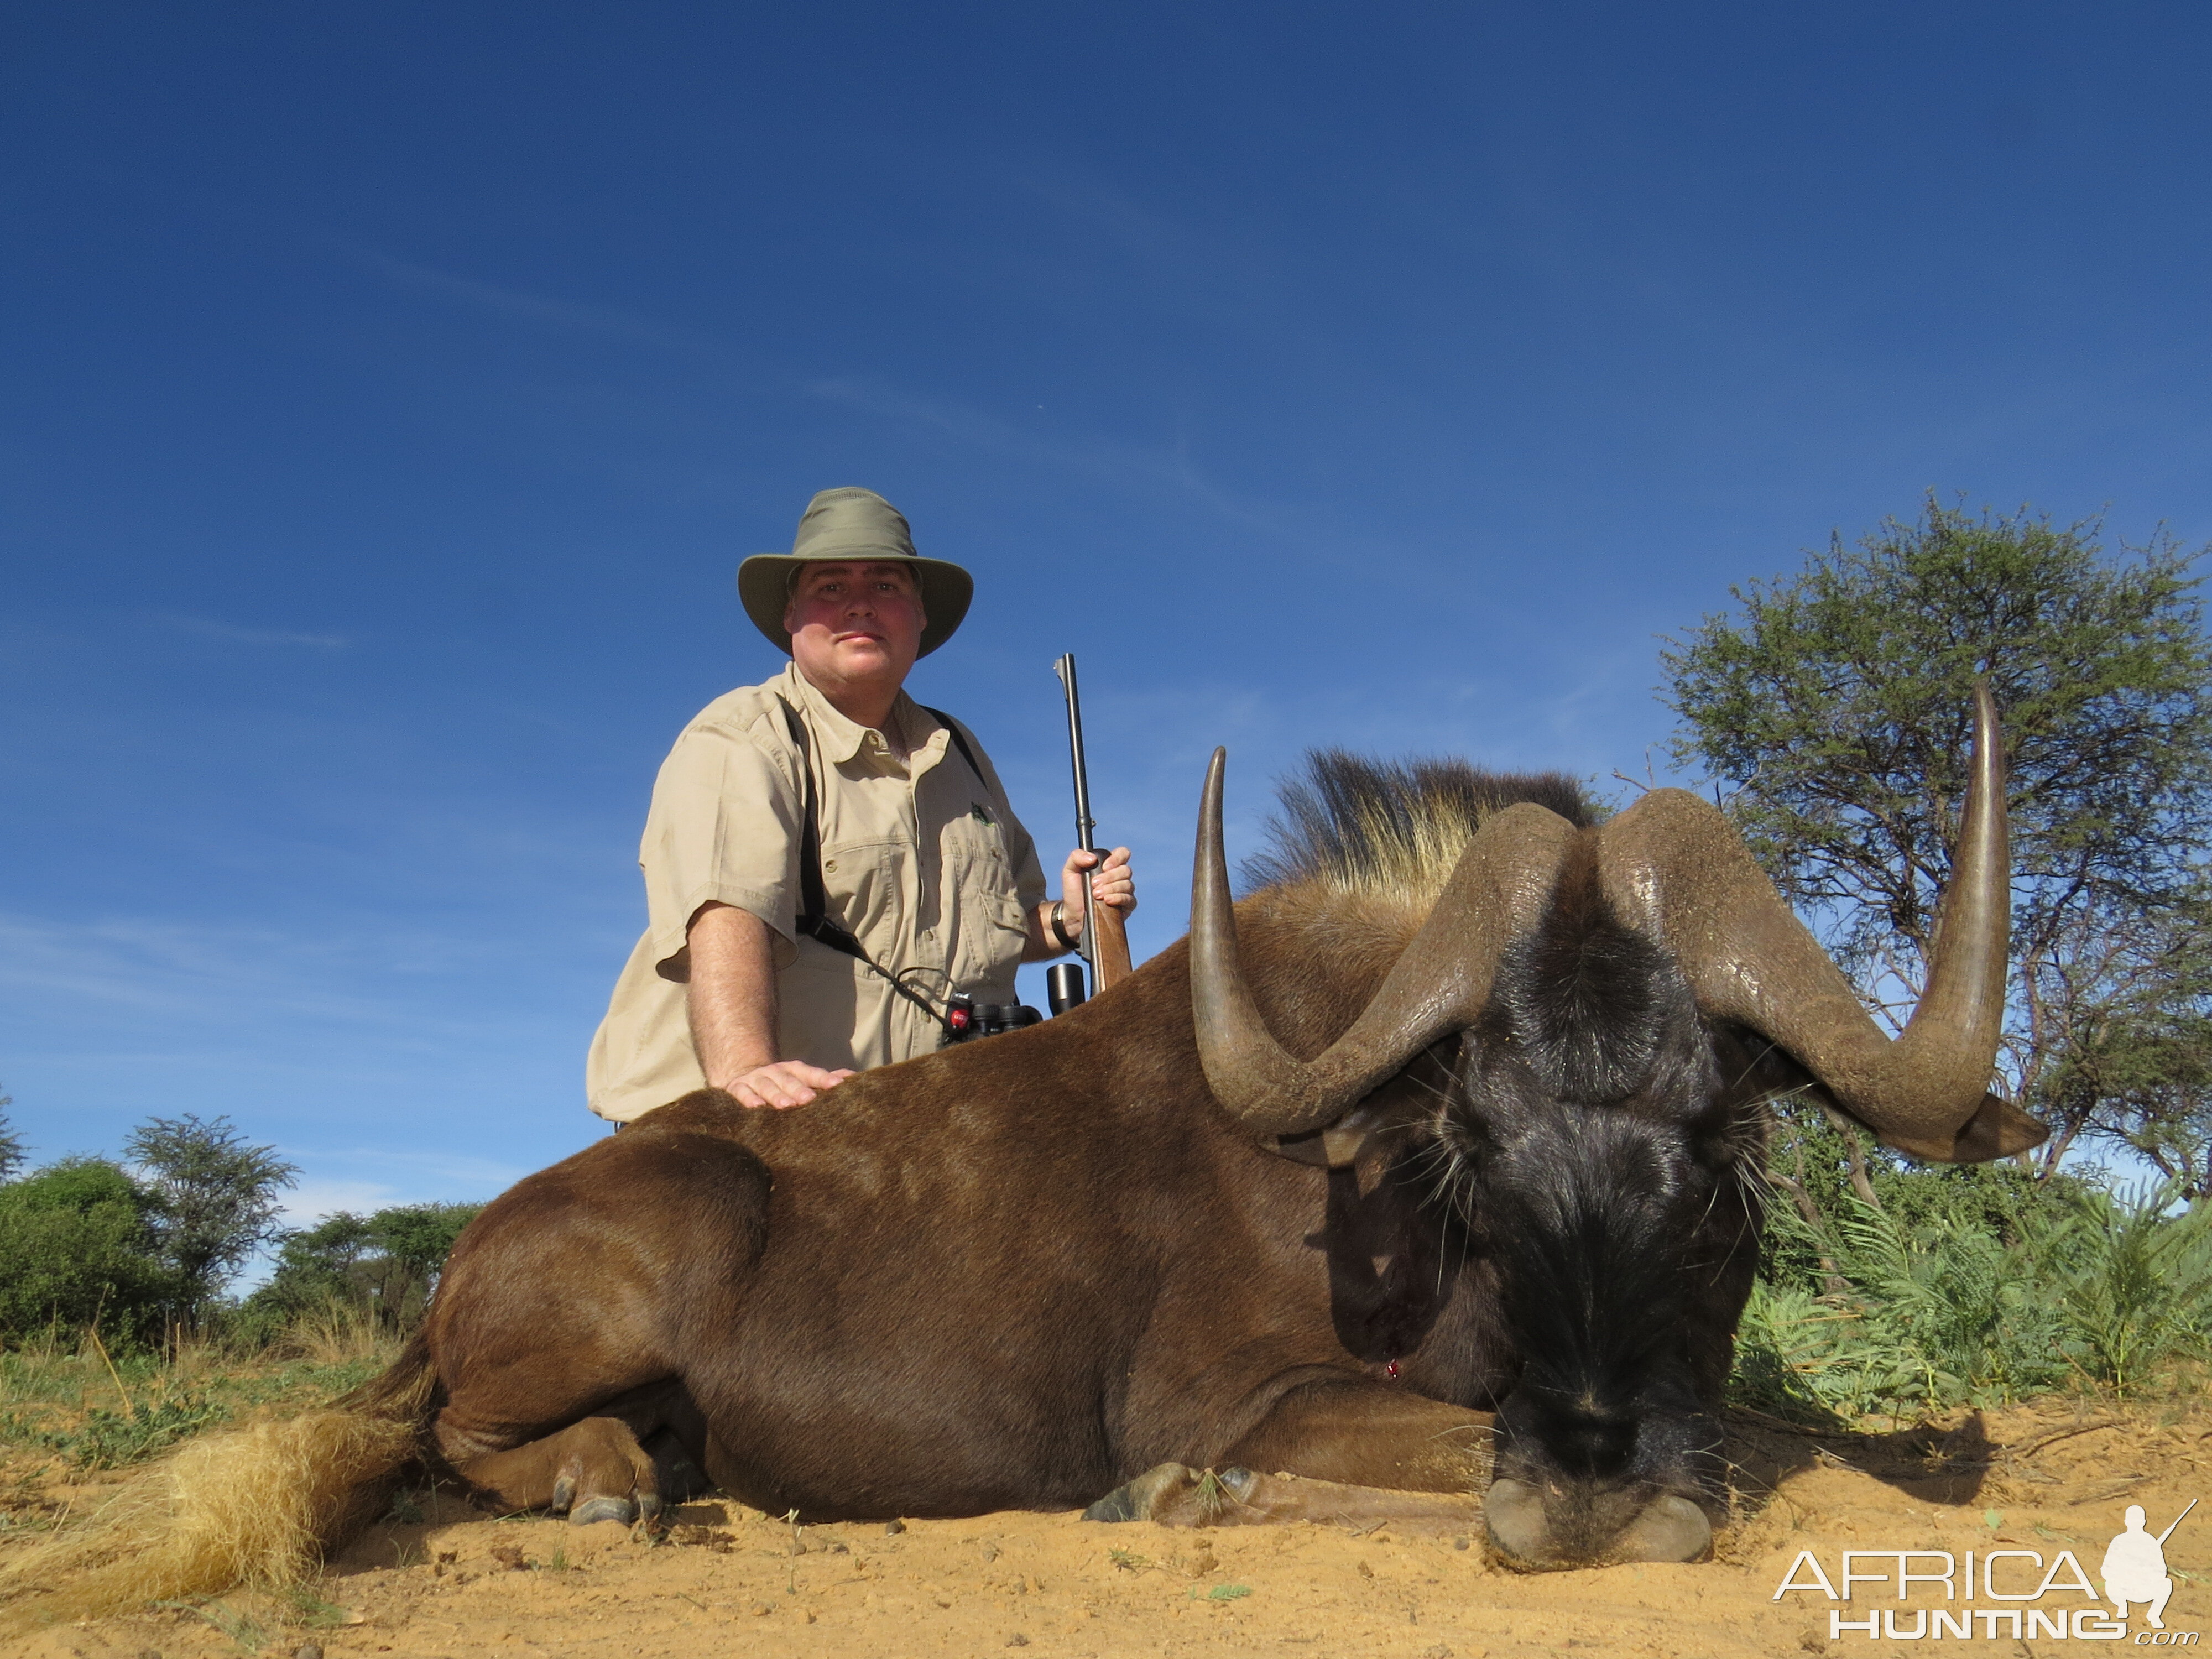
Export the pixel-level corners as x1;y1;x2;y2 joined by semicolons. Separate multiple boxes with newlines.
1198;748;1228;833
1197;747;1226;808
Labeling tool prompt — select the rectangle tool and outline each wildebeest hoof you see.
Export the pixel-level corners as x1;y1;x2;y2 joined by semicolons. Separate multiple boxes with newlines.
549;1474;576;1514
1483;1478;1713;1569
570;1495;638;1527
1611;1493;1712;1563
1081;1462;1197;1522
1081;1485;1139;1522
1482;1478;1548;1567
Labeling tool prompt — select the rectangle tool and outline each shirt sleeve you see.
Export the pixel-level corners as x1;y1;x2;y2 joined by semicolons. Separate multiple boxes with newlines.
638;709;804;978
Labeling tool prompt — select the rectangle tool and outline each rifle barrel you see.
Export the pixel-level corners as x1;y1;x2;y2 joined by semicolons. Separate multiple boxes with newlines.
1052;654;1099;973
2158;1498;2197;1545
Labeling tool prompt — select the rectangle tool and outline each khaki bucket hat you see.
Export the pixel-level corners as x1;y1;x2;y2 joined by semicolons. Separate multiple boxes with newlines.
737;487;974;658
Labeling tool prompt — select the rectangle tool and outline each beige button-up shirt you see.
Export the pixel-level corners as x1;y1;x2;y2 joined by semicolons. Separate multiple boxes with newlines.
586;663;1048;1124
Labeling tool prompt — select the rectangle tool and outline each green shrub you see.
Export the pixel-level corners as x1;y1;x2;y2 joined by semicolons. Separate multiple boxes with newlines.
1735;1152;2212;1421
2037;1182;2212;1395
0;1160;179;1347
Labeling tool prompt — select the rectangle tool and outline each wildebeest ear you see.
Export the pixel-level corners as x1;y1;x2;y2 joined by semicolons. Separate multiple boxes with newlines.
1875;1092;2047;1164
1807;1079;2047;1164
1269;1098;1425;1168
1262;1046;1454;1167
1719;1026;2046;1165
1267;1126;1339;1167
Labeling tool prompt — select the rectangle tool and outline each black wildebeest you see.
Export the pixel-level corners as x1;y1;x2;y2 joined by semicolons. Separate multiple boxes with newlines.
7;693;2043;1618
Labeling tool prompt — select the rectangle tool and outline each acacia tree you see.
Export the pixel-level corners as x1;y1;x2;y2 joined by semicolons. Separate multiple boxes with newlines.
0;1086;23;1182
124;1113;299;1323
1662;497;2212;1185
253;1202;483;1329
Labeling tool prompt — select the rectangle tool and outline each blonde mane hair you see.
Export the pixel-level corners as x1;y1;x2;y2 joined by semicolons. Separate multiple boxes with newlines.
1243;750;1597;909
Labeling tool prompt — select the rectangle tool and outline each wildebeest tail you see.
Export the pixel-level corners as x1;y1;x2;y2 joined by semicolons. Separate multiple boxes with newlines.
0;1332;439;1629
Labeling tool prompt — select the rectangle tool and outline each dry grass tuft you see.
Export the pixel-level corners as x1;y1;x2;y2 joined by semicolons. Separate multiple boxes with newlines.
280;1298;400;1369
0;1360;430;1629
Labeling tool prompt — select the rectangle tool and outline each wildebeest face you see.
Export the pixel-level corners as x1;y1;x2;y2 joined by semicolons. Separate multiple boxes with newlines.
1439;892;1750;1569
1186;704;2027;1567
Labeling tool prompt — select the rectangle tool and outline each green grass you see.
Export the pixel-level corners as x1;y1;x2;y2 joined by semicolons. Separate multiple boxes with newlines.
280;1583;360;1628
159;1598;269;1653
1733;1171;2212;1423
21;1392;231;1470
0;1347;388;1473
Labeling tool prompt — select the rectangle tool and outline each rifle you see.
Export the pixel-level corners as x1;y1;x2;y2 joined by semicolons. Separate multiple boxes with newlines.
2158;1499;2197;1545
1050;654;1132;1003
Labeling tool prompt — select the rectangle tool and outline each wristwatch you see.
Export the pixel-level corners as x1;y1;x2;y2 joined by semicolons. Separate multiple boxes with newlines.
1050;899;1081;952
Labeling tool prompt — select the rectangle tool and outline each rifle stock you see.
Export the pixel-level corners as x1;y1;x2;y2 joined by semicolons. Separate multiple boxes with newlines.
1090;884;1133;989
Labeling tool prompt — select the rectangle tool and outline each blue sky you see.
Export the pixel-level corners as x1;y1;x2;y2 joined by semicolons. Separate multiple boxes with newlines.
3;3;2209;1228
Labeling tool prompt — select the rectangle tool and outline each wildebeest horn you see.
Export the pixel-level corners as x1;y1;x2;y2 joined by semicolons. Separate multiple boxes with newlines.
1595;682;2043;1163
1190;748;1578;1135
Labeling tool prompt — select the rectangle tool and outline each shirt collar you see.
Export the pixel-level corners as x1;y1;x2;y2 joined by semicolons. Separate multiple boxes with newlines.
780;662;947;770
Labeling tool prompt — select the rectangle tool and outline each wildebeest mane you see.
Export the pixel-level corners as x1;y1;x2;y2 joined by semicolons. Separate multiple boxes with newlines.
1242;750;1597;902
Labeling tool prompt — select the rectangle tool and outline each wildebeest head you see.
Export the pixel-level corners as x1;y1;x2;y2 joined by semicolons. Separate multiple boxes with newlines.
1187;687;2044;1569
1442;839;1747;1567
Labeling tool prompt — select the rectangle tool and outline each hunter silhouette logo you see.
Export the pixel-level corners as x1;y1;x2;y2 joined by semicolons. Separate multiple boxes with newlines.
1772;1501;2198;1642
2104;1501;2193;1630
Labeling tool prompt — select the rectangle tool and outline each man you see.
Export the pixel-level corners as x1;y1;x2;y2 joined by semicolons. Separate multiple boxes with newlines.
587;487;1135;1123
2101;1505;2176;1629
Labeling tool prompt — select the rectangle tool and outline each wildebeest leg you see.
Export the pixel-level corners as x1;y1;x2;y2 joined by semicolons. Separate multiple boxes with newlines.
445;1380;713;1526
1086;1464;1483;1533
1222;1379;1493;1490
1086;1379;1491;1529
456;1416;658;1525
427;1127;769;1525
434;1356;679;1526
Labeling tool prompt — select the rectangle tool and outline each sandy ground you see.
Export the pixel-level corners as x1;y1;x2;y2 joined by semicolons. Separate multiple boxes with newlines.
8;1401;2212;1659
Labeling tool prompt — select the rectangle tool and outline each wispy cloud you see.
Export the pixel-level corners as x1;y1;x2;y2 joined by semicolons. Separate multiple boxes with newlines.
808;376;1281;531
0;912;392;1024
158;614;347;649
358;251;714;356
0;906;590;1218
276;1178;404;1227
276;1149;529;1220
0;911;549;1051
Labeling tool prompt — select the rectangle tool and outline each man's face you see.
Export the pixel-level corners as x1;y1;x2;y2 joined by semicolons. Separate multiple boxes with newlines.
783;561;928;693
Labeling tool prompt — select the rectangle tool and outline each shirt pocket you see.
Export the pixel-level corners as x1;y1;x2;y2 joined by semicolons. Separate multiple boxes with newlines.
817;838;904;958
940;812;1029;985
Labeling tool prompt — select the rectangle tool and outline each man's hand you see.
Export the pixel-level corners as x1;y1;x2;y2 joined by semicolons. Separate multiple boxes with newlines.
1060;846;1136;931
1026;847;1136;962
688;902;856;1108
723;1059;855;1110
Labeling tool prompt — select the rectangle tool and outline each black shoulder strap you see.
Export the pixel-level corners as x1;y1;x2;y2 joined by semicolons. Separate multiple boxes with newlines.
917;704;983;783
774;694;860;959
774;694;952;1034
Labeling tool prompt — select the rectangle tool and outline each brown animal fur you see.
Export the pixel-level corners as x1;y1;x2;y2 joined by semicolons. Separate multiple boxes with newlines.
9;760;1770;1616
417;904;1499;1522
